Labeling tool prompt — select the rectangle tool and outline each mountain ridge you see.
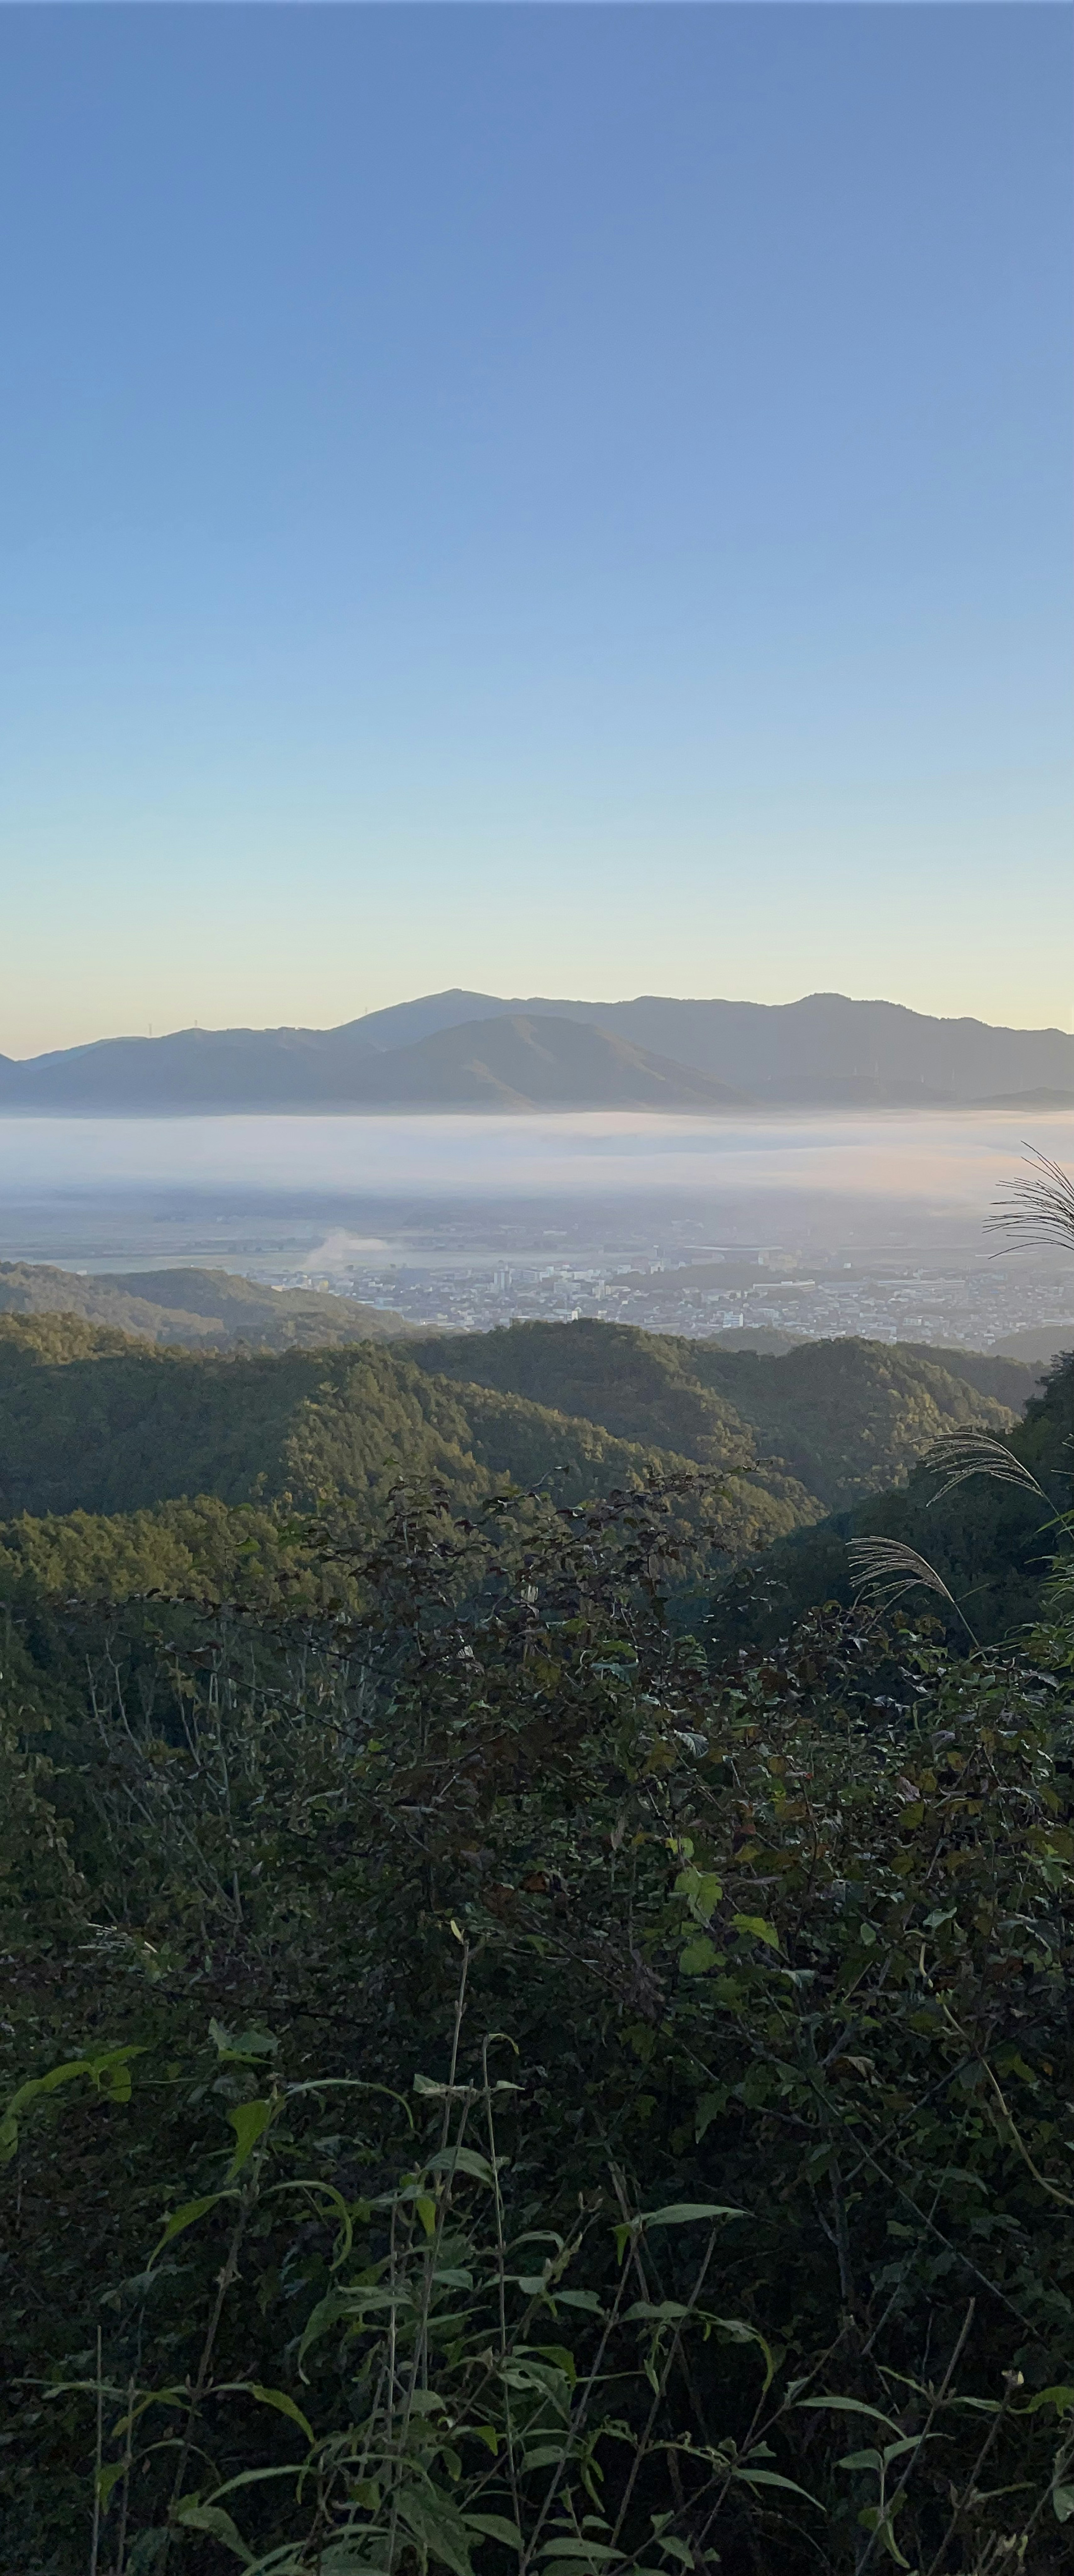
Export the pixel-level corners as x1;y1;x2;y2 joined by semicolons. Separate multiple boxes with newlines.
0;1308;1027;1546
3;990;1074;1111
0;1262;416;1350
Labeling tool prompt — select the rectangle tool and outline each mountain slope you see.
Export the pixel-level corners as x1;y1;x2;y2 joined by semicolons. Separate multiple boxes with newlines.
539;993;1074;1100
5;990;1074;1108
345;1015;748;1108
714;1348;1074;1652
0;1014;748;1113
0;1313;1032;1605
0;1023;380;1109
0;1313;818;1559
0;1319;657;1521
899;1343;1043;1412
687;1335;1016;1509
406;1320;1017;1509
0;1263;413;1349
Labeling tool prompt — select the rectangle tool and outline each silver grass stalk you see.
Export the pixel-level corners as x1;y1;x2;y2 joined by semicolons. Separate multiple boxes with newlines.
987;1146;1074;1255
849;1536;959;1617
921;1429;1046;1508
847;1536;981;1646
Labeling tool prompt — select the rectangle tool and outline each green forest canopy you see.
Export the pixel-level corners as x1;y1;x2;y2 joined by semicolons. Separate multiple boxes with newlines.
0;1258;414;1348
0;1311;1042;1608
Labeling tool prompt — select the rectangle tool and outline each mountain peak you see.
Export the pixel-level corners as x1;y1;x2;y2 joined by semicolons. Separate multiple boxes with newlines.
2;992;1071;1112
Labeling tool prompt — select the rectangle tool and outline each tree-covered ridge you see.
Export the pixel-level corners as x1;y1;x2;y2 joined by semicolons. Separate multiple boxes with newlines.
0;1315;1024;1580
0;1260;414;1348
723;1346;1074;1651
408;1319;1021;1510
688;1334;1021;1508
0;1315;822;1571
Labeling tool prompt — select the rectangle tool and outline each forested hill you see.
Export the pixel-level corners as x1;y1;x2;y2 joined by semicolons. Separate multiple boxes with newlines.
0;1311;1034;1611
405;1319;1028;1511
0;1261;414;1348
0;1313;819;1569
720;1343;1074;1651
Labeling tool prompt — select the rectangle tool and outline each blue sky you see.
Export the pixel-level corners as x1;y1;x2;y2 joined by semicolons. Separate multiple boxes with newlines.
2;3;1071;1055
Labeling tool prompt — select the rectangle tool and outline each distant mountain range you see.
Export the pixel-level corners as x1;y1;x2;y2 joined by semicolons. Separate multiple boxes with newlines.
3;990;1074;1113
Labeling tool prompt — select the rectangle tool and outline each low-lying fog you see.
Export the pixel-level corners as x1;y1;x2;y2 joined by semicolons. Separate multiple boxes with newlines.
2;1110;1072;1214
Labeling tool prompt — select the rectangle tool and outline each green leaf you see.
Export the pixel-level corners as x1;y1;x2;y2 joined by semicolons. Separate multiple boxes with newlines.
674;1867;722;1922
653;2536;694;2567
0;2068;83;2164
88;2046;144;2104
731;1913;780;1951
218;2383;315;2446
415;2194;437;2237
732;2469;822;2507
534;2564;602;2576
708;2317;776;2389
297;2286;405;2375
796;2396;904;2435
171;2499;253;2562
198;2465;310;2504
639;2203;743;2227
679;1938;718;1977
262;2174;354;2269
209;2020;278;2065
0;2048;143;2162
226;2098;273;2179
95;2458;128;2514
425;2145;498;2187
464;2513;524;2550
396;2488;476;2576
856;2505;910;2566
693;2090;726;2144
541;2547;621;2562
110;2387;187;2439
1029;2387;1074;2418
1053;2485;1074;2523
151;2192;233;2263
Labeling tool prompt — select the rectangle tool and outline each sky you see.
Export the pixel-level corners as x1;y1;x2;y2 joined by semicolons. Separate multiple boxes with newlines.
2;2;1071;1058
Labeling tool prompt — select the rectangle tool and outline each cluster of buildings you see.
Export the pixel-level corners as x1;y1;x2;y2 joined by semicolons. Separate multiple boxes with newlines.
271;1237;1073;1353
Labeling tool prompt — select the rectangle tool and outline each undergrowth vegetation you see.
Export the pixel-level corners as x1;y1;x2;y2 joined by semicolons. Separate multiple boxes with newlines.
3;1431;1074;2575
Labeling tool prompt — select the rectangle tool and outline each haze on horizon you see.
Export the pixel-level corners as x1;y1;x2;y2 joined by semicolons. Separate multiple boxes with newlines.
1;4;1071;1059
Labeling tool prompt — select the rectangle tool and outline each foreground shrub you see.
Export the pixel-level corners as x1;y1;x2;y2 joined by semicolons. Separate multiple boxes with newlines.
3;1476;1074;2569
